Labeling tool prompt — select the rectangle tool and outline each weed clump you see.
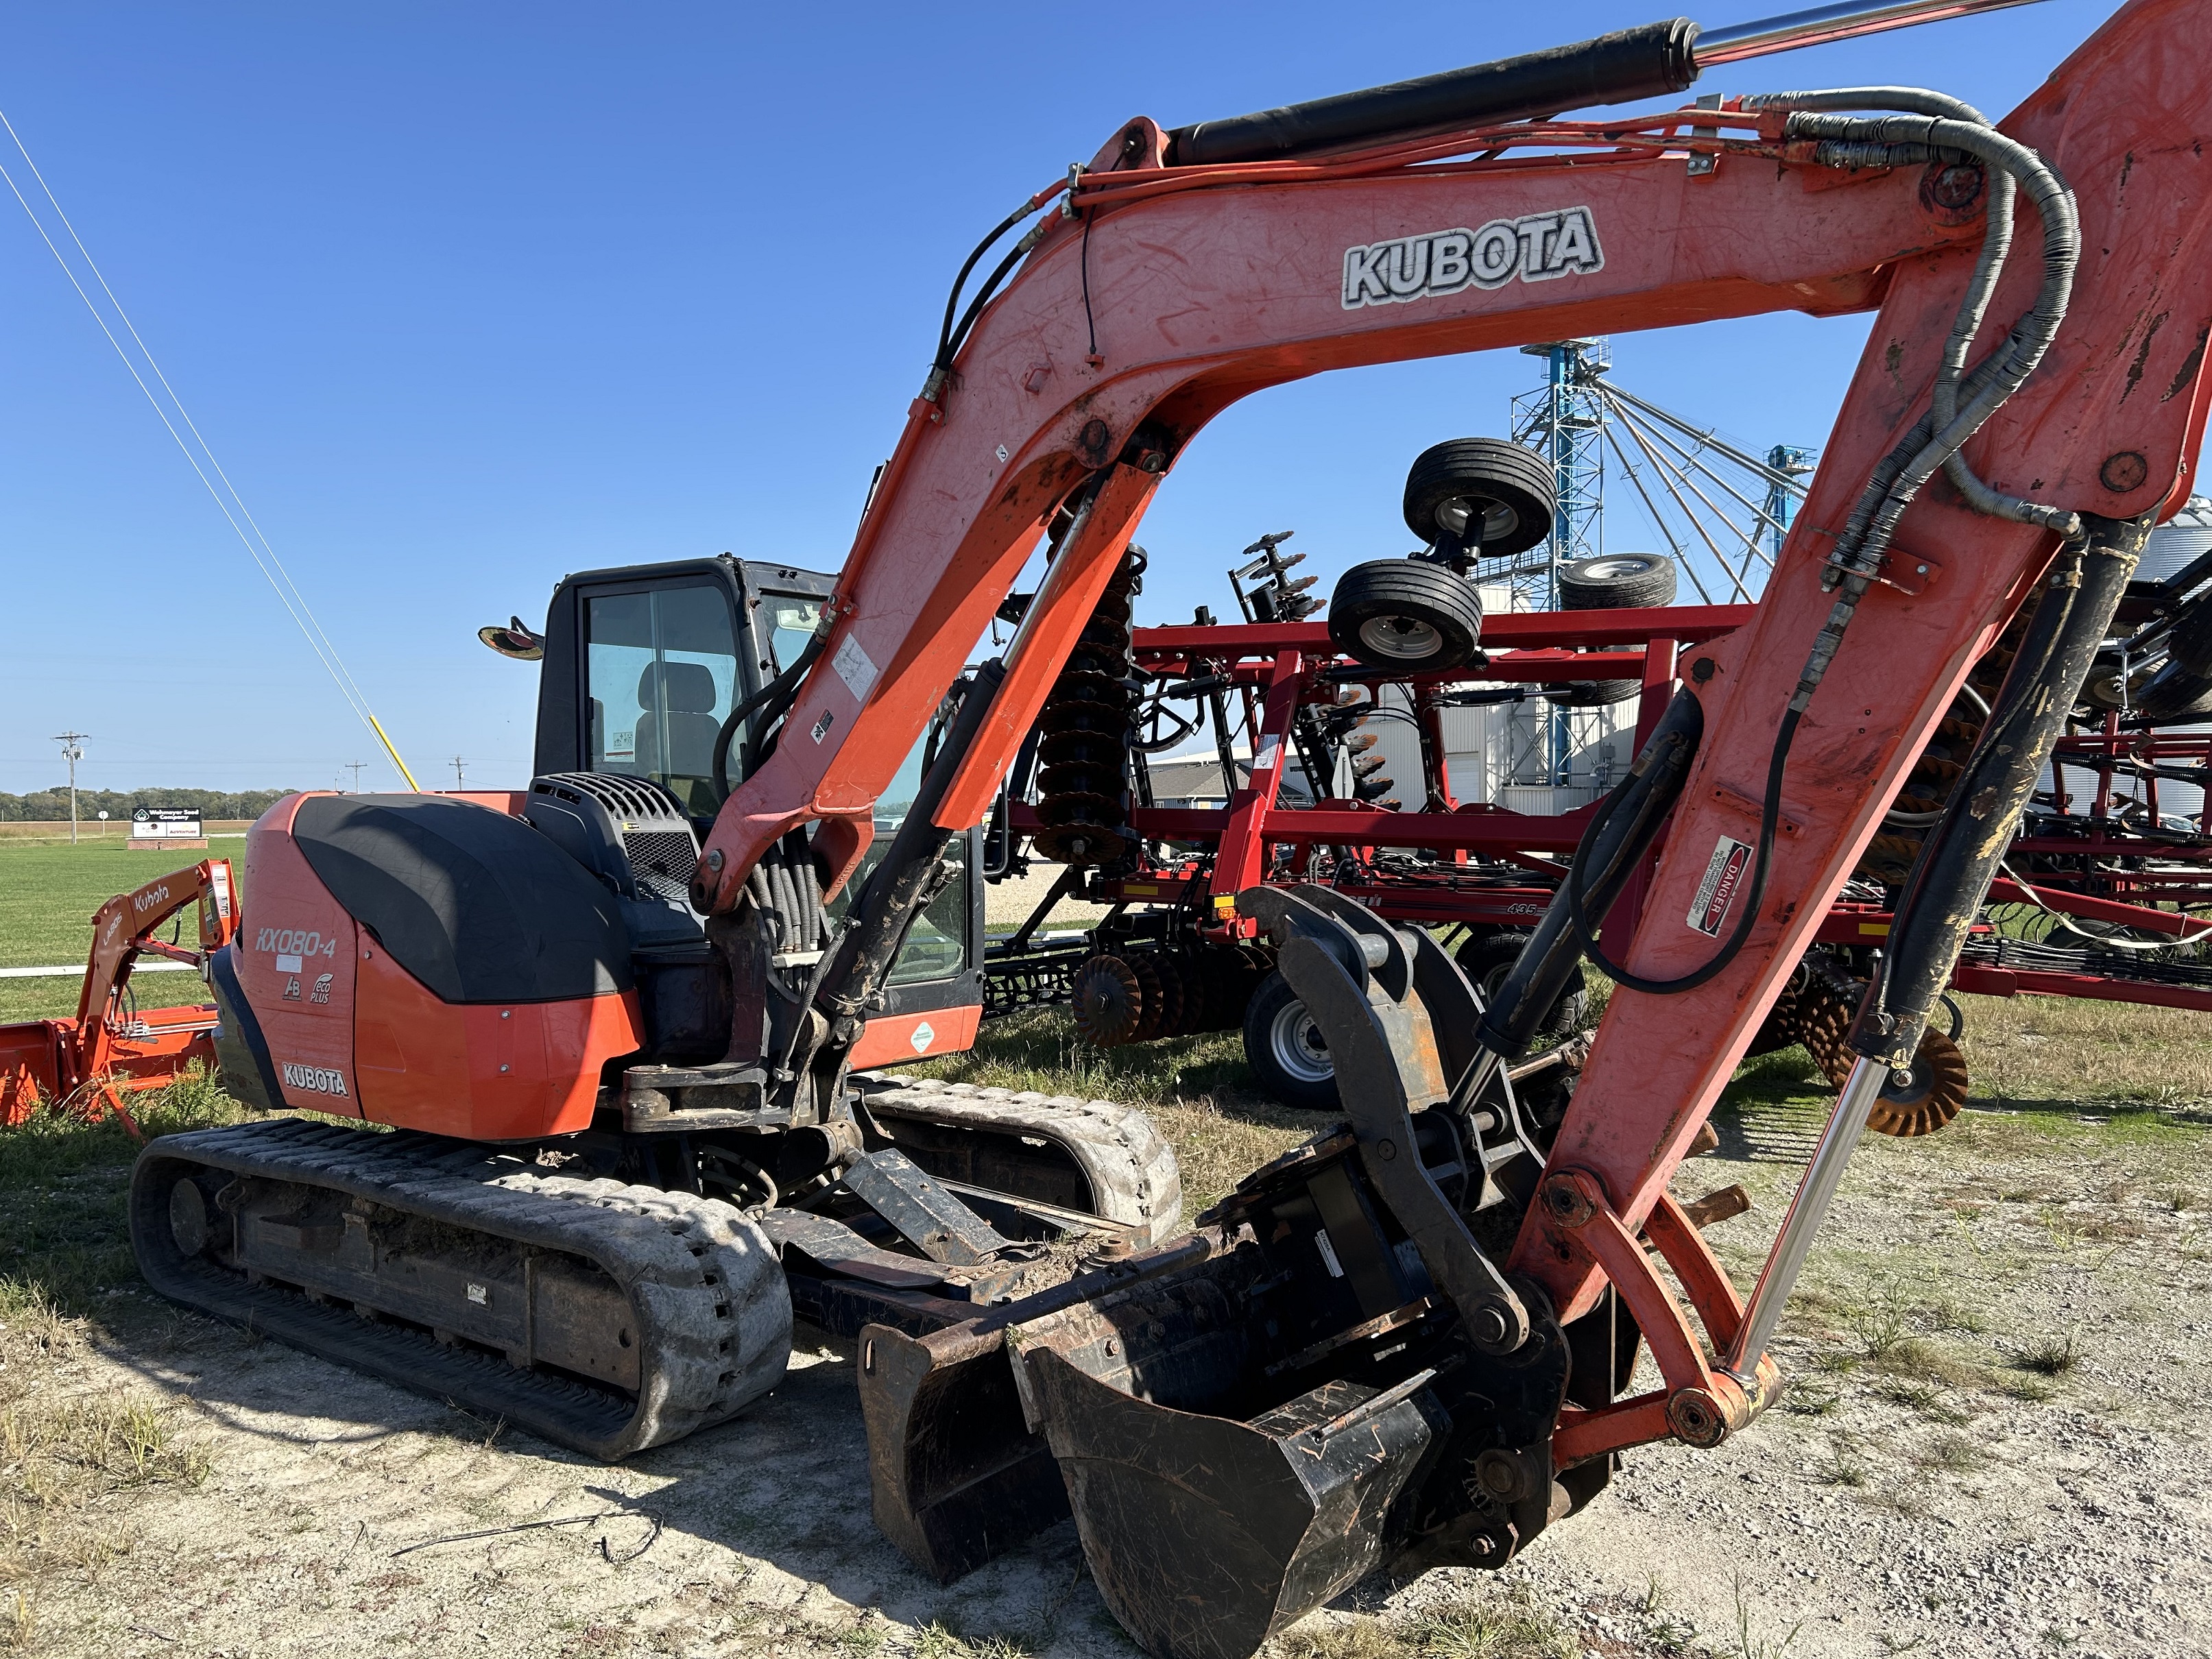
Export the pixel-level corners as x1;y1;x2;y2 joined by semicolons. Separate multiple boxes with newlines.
2010;1333;2081;1377
1910;1431;1992;1475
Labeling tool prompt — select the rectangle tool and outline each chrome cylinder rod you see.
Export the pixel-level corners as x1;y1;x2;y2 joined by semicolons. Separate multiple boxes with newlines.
1721;1054;1891;1377
1696;0;2047;67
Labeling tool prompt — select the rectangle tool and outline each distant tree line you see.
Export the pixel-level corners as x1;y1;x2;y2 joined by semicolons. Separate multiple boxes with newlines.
0;787;296;822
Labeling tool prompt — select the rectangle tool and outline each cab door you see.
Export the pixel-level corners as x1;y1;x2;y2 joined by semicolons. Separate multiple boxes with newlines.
738;561;985;1064
533;557;985;1065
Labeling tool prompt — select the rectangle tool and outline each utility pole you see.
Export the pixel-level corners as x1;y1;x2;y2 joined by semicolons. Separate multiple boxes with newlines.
450;755;466;790
52;731;86;845
344;761;368;793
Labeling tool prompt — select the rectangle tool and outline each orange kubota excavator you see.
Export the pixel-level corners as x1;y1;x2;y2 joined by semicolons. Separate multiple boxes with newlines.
125;1;2212;1654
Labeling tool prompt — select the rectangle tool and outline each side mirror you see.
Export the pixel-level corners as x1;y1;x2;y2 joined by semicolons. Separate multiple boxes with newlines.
478;614;545;661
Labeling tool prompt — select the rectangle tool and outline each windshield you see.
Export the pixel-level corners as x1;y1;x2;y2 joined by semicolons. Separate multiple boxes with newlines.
585;585;739;816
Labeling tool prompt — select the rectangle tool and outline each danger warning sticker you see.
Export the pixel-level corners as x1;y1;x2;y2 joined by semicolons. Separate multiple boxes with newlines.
1688;835;1753;938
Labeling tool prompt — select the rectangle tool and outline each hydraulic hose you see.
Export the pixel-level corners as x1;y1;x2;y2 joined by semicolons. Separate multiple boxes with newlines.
1789;108;2082;556
710;629;830;804
1565;91;2079;997
1849;515;2151;1071
1476;688;1705;1060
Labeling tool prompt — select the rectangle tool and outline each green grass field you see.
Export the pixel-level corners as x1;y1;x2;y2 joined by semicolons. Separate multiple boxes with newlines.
0;839;246;1023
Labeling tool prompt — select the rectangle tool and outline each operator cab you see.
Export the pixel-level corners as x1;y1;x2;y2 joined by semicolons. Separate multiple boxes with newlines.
525;555;985;1065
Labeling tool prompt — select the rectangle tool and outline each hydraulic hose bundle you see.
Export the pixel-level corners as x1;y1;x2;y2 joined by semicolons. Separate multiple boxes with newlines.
1542;88;2082;1006
1849;516;2152;1074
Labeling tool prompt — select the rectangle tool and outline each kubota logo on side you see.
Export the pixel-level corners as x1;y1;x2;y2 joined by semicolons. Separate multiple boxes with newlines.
280;1061;348;1097
1342;208;1604;310
132;884;171;914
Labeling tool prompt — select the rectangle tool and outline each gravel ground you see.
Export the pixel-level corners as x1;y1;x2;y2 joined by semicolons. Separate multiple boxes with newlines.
13;1066;2212;1659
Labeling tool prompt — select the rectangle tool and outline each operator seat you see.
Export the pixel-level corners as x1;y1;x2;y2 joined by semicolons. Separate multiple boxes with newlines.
634;661;721;807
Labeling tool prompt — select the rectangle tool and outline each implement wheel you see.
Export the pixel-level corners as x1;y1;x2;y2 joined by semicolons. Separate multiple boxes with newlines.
1071;955;1143;1047
1240;970;1339;1111
1454;929;1587;1039
1866;1028;1971;1138
1552;553;1678;707
1327;560;1484;674
1402;437;1556;557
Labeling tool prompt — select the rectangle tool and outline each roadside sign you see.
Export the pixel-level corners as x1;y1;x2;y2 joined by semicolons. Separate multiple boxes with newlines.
131;808;204;839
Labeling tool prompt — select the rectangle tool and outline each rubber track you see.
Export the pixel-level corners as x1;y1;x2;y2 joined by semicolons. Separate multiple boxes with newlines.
130;1118;791;1460
854;1077;1183;1243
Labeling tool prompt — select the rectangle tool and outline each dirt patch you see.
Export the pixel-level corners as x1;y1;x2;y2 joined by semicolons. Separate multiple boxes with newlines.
8;1035;2212;1657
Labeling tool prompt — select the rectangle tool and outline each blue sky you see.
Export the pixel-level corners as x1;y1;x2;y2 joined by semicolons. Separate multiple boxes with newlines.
0;1;2126;795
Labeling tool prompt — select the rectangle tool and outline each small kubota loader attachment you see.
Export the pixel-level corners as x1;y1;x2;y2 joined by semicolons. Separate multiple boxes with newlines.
0;860;238;1130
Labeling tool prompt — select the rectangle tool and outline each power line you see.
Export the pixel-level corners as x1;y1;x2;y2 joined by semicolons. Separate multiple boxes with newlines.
0;106;420;792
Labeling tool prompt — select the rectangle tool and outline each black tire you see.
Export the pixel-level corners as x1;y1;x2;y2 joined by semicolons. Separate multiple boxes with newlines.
1554;553;1677;705
1454;929;1589;1039
1558;553;1677;610
2169;592;2212;677
1327;560;1484;673
2133;658;2212;721
1241;970;1340;1111
1403;437;1556;558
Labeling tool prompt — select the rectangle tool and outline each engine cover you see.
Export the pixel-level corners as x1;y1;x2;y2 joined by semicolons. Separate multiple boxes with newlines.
231;792;645;1139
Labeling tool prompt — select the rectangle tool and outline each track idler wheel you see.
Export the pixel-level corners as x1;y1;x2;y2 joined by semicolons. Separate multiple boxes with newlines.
1071;954;1144;1046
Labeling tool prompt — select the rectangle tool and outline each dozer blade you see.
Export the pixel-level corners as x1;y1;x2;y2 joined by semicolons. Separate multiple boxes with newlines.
132;1118;793;1460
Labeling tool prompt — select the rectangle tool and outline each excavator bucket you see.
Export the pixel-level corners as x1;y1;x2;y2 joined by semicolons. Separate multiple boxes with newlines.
860;1320;1074;1582
861;886;1593;1659
1013;1333;1441;1659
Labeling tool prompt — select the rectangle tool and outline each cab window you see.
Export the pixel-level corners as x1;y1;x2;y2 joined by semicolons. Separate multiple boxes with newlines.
760;594;823;675
585;585;739;816
826;727;968;986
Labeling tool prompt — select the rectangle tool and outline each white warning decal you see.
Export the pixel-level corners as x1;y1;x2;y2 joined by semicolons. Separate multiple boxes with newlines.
1343;208;1604;311
1688;834;1754;939
831;635;878;702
